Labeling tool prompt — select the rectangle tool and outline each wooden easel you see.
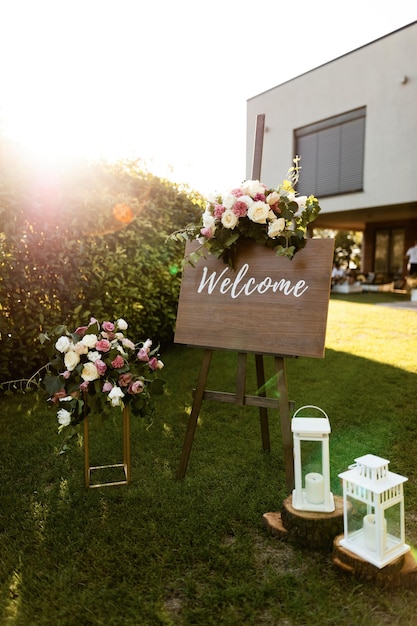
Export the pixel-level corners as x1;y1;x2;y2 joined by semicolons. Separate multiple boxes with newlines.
176;350;295;492
176;114;302;490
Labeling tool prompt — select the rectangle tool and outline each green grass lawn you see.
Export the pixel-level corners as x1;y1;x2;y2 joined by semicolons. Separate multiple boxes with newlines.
1;293;417;625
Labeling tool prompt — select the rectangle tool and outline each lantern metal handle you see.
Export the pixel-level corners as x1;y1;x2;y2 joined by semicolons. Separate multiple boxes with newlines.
292;405;329;420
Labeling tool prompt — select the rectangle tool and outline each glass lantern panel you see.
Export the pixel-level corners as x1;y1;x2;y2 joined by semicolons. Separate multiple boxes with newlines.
346;496;371;541
300;439;323;483
384;501;402;544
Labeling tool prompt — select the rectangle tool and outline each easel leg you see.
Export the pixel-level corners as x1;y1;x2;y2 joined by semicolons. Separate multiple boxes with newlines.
176;349;213;480
274;356;294;493
255;354;270;451
123;405;131;483
84;416;90;488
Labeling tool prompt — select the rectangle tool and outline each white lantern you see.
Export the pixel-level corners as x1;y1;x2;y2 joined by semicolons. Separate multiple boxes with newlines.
291;406;335;513
338;454;409;568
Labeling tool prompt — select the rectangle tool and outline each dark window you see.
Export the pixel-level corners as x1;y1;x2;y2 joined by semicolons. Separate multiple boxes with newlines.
374;228;404;276
295;107;366;197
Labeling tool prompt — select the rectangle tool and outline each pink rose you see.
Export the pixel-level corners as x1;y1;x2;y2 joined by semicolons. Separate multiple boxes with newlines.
51;388;68;405
128;380;144;394
118;373;133;387
102;321;115;332
75;326;88;337
137;348;149;362
231;188;243;197
121;338;135;350
232;201;248;217
102;381;113;393
111;355;125;369
148;357;159;371
79;381;89;392
213;204;225;219
200;227;213;239
95;359;107;375
95;339;111;352
61;370;71;379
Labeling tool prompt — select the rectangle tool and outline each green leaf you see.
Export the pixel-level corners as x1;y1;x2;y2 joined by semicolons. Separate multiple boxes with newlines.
149;378;165;396
43;375;65;395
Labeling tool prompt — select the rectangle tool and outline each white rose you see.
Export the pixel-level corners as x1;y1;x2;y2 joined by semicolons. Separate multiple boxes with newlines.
87;351;101;362
266;191;280;205
81;334;98;348
221;192;236;210
74;341;88;354
57;408;71;427
240;180;266;197
74;341;89;355
55;336;71;353
81;362;100;382
108;386;125;407
237;194;254;207
221;209;239;230
206;192;218;203
247;201;270;224
203;211;216;229
287;191;307;210
295;195;307;210
116;318;128;331
268;218;286;238
64;350;80;371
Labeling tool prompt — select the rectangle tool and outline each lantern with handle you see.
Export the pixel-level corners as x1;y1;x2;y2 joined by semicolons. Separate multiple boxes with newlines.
291;405;335;513
338;454;409;568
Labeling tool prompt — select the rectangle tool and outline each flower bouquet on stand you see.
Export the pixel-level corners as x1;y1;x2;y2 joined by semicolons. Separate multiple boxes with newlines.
170;157;321;269
40;317;165;485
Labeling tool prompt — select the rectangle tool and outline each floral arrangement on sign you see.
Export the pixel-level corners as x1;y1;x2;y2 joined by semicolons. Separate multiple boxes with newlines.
170;157;321;268
40;317;165;445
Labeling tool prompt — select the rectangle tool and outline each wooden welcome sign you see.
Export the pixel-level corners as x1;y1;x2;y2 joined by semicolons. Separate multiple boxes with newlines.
175;238;334;358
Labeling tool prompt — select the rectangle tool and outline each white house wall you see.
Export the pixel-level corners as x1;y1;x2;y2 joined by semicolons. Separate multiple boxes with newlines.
246;22;417;217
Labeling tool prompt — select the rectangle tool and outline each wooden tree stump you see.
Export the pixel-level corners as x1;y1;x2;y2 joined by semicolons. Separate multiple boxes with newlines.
262;511;289;540
263;494;345;552
333;534;417;589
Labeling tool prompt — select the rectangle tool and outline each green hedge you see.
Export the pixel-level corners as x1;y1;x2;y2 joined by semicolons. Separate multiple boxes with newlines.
0;146;201;381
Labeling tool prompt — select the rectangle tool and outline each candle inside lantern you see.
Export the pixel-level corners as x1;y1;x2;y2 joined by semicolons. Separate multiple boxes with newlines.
363;514;387;551
305;472;324;504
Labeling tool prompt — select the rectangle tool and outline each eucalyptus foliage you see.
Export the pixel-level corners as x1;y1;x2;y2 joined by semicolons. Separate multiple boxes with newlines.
0;142;202;381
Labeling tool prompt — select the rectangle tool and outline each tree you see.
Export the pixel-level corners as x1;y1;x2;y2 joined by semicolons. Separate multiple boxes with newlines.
0;141;202;381
315;229;362;269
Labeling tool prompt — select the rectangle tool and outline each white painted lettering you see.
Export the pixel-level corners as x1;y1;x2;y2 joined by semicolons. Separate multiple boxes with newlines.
243;277;257;296
230;264;250;298
196;263;310;299
198;266;229;294
257;277;273;294
293;280;309;297
219;277;232;294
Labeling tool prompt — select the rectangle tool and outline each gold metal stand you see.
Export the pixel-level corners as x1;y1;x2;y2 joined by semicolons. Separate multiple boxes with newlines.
83;405;131;488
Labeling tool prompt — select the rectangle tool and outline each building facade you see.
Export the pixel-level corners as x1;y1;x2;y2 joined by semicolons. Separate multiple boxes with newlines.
246;21;417;279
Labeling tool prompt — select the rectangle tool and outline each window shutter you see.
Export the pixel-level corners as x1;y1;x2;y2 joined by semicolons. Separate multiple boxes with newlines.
340;116;365;192
295;107;365;197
